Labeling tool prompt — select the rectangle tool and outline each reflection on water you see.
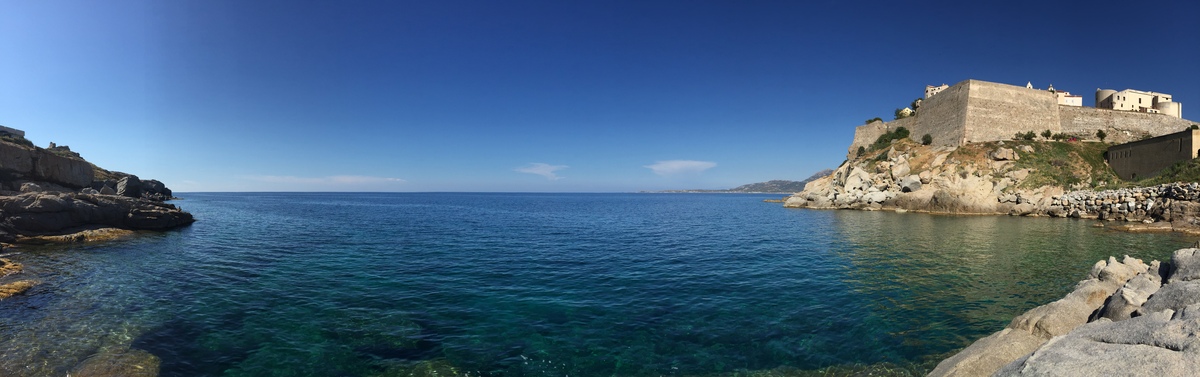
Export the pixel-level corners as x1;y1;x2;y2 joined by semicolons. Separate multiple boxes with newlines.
0;194;1194;376
830;211;1188;364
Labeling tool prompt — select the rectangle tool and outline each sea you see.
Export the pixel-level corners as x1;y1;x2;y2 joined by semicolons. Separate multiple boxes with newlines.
0;192;1192;376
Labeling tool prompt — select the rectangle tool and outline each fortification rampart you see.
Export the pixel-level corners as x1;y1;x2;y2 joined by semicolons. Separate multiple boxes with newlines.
1059;106;1197;144
1107;130;1200;180
845;79;1199;159
962;80;1060;143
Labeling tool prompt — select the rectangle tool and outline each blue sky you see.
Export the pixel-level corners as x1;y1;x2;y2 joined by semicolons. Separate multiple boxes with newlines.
3;1;1198;192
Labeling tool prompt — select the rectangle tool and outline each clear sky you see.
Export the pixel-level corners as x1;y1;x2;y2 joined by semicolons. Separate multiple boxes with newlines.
3;1;1198;192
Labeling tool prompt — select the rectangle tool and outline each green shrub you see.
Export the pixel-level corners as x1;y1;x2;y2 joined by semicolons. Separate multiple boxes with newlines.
1052;133;1067;141
870;127;913;151
1021;131;1036;141
921;134;933;145
1191;124;1199;130
1041;130;1053;139
857;146;866;157
1096;129;1107;142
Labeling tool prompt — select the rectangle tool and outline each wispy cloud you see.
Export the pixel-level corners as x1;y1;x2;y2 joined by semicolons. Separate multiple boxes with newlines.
515;163;568;180
245;175;406;185
644;160;717;176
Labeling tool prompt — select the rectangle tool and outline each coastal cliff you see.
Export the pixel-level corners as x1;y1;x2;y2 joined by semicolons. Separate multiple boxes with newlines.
0;137;193;242
931;249;1200;376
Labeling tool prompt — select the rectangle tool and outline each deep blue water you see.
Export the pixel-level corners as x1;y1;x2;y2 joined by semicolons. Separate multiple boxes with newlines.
0;193;1193;376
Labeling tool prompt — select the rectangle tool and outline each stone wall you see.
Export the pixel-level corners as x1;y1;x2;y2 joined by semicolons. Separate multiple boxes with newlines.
842;79;1199;160
911;80;969;147
1107;130;1199;180
1059;105;1198;144
962;80;1061;143
847;120;889;159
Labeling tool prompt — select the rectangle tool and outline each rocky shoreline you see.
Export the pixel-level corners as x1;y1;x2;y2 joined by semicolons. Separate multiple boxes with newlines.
784;141;1200;235
931;249;1200;376
0;137;194;242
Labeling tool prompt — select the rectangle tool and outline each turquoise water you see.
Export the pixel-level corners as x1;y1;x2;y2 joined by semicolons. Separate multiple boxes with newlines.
0;193;1193;376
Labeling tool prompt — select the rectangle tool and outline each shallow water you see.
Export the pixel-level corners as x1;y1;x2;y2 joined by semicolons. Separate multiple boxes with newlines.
0;193;1192;376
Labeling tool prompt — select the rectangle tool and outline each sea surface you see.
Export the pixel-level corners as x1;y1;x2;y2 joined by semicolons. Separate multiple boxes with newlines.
0;193;1193;376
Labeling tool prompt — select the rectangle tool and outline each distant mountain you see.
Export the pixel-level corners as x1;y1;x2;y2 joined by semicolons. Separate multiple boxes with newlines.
657;169;834;193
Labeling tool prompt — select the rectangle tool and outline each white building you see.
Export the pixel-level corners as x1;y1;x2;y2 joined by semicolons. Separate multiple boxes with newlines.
925;84;948;98
1096;88;1182;118
1048;85;1082;107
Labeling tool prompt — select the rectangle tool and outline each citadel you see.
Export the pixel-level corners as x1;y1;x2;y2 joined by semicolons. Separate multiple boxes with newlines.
849;79;1194;161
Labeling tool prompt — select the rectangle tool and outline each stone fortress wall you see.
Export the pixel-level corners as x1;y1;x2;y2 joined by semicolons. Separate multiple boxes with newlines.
846;79;1198;159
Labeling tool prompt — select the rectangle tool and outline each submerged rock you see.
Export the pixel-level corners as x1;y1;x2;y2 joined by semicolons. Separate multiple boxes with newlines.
0;258;21;278
0;280;35;299
70;348;160;377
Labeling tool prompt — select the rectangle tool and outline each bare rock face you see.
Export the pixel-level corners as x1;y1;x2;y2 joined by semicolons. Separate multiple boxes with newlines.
0;141;93;188
32;149;93;188
116;176;142;198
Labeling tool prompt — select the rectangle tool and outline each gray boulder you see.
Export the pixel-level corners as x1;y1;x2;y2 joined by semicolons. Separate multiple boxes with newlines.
995;309;1200;376
19;182;42;193
990;147;1019;161
1096;261;1162;321
1168;248;1200;283
116;176;142;198
99;185;116;195
899;175;922;192
1009;203;1036;216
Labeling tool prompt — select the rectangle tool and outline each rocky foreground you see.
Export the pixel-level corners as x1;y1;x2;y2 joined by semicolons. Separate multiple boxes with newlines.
931;249;1200;376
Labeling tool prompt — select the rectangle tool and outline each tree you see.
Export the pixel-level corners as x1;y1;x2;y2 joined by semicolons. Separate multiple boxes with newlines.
857;146;866;157
1022;131;1036;141
894;127;910;139
1096;129;1107;142
1041;130;1053;139
921;134;933;145
1192;124;1199;130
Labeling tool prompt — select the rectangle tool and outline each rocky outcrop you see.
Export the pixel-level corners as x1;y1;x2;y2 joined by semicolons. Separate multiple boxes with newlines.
935;249;1200;377
785;141;1200;234
786;143;1036;214
0;140;93;189
0;192;194;242
92;174;173;201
